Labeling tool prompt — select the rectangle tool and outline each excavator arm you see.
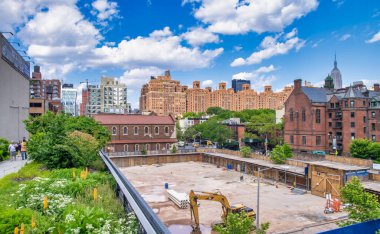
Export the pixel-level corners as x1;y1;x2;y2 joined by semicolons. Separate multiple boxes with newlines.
189;190;232;232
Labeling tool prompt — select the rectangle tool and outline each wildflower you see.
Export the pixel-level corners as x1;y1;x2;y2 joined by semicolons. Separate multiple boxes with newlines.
20;223;24;234
31;216;36;229
65;214;75;223
14;227;18;234
93;188;97;202
43;196;48;210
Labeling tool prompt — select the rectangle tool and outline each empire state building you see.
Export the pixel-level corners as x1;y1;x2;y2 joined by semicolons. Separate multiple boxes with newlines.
330;54;342;89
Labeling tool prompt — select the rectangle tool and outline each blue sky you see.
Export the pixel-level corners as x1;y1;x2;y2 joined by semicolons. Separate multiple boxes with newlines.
1;0;380;109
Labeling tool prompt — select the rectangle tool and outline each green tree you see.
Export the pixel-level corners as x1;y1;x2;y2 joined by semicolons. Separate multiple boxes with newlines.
369;142;380;163
24;112;110;169
350;139;372;159
240;146;251;158
194;120;232;146
270;144;293;164
213;212;253;234
339;177;380;226
183;127;198;142
0;138;10;161
176;121;183;140
207;107;223;115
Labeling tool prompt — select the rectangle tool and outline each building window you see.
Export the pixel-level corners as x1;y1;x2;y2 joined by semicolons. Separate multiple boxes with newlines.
350;100;355;107
134;126;139;135
316;109;321;124
351;133;355;140
372;135;376;142
144;126;149;135
302;109;306;122
328;122;332;127
123;127;128;135
363;116;366;123
328;132;332;139
155;126;159;135
112;126;117;135
345;101;348;108
156;143;160;150
124;144;128;152
165;126;169;134
372;123;376;131
166;143;170;150
328;113;332;118
336;102;340;108
316;136;321;146
290;135;294;144
330;103;334;108
363;101;366;106
134;144;139;152
290;109;294;121
350;112;355;118
372;112;376;118
351;122;355;128
145;144;149;151
302;136;306;145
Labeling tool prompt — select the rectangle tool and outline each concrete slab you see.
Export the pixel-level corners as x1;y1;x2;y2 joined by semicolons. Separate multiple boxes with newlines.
0;158;28;178
307;161;369;171
121;162;346;234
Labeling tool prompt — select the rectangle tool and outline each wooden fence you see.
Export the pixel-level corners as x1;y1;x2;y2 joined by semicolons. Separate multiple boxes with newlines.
325;155;373;167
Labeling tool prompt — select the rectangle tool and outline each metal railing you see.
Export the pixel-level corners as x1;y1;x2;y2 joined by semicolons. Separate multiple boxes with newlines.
108;148;197;157
99;151;170;234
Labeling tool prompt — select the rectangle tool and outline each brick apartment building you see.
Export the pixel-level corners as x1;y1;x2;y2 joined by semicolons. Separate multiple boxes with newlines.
29;65;62;116
93;114;177;152
140;71;293;116
284;79;380;155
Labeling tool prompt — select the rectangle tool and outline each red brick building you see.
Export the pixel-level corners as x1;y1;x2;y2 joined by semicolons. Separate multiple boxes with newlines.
93;114;177;152
284;79;380;155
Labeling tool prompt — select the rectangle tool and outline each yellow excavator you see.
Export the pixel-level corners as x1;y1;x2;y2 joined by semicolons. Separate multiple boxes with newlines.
189;190;256;232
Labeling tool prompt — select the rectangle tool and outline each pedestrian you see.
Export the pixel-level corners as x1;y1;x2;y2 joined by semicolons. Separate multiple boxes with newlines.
21;138;27;160
16;141;21;159
8;142;16;161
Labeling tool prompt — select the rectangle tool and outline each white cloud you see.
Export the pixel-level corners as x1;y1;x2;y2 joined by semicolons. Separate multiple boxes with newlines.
182;27;220;46
149;26;173;38
332;0;345;8
202;80;213;86
339;34;351;41
231;28;305;67
91;0;120;22
184;0;318;35
232;64;277;91
233;45;242;51
366;31;380;43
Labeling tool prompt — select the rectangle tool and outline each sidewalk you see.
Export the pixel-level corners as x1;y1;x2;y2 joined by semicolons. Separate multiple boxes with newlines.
0;157;29;179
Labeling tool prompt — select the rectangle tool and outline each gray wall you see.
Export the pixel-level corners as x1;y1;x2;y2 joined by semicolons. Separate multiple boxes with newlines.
0;37;29;142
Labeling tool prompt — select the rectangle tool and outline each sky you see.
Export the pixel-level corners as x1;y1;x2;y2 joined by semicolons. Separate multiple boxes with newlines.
1;0;380;109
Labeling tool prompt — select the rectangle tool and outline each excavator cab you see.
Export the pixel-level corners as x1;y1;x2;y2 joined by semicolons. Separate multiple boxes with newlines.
230;204;256;219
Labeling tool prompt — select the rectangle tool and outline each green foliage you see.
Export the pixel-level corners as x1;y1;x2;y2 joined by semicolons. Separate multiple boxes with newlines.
270;144;293;164
24;112;110;169
0;163;137;234
339;177;380;227
370;143;380;163
171;145;177;153
182;112;206;118
0;138;10;161
176;121;183;140
350;139;372;159
141;147;147;155
207;107;224;115
183;127;198;142
213;211;254;234
240;146;251;158
194;119;233;146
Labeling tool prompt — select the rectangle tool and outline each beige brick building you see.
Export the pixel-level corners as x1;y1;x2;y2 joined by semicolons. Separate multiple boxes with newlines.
140;71;293;116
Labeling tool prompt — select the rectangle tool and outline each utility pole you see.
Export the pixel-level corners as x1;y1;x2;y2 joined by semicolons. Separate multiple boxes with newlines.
256;167;271;231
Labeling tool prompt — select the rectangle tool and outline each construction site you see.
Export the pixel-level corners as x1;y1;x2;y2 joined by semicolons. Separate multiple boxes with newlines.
113;148;379;234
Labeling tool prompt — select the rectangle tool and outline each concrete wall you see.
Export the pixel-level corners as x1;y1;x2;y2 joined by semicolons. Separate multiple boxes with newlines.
0;36;29;141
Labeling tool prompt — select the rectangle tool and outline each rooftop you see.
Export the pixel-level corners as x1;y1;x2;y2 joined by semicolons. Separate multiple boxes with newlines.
94;114;175;125
307;160;369;171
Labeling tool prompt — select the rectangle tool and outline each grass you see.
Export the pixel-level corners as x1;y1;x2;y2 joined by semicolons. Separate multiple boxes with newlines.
0;162;138;234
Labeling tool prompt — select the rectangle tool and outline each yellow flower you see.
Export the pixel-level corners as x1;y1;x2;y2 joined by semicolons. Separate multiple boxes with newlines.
14;227;18;234
43;196;48;210
20;224;24;234
31;216;36;229
93;188;97;202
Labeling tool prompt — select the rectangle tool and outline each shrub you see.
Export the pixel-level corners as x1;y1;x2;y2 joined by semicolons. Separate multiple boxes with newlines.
240;146;251;158
171;145;177;154
0;138;9;161
270;144;293;164
350;139;372;159
213;211;254;234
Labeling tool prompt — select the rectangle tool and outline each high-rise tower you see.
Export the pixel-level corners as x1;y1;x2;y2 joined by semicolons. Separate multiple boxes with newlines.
330;54;342;89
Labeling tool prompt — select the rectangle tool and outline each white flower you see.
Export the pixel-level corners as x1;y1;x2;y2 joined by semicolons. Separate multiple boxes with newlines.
65;214;75;223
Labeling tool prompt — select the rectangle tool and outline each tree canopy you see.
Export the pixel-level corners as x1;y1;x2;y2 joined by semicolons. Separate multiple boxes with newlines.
270;143;293;164
24;112;110;169
350;139;380;162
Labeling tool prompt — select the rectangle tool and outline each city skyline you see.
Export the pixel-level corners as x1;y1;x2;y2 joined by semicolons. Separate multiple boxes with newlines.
1;0;380;109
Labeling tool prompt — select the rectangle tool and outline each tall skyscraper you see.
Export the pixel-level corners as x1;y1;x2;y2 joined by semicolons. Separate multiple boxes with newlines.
330;54;342;89
232;79;251;93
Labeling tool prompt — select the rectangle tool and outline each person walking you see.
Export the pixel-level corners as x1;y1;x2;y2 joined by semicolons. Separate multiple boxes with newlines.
8;142;16;161
21;138;27;160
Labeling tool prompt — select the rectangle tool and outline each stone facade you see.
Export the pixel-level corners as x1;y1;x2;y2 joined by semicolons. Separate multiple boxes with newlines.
94;114;177;152
140;71;293;116
284;79;380;155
